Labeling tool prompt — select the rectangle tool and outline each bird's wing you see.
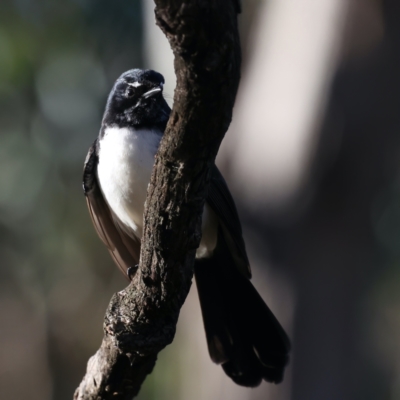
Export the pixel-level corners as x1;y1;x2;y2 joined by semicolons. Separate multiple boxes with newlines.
83;139;140;279
207;165;251;278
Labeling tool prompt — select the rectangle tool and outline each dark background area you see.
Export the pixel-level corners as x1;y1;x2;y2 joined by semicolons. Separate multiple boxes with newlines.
1;1;400;399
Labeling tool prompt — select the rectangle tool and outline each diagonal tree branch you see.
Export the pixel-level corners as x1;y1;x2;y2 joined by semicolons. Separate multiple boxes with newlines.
74;1;241;399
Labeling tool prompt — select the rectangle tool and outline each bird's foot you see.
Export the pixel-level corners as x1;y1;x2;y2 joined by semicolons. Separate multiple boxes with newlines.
127;265;138;281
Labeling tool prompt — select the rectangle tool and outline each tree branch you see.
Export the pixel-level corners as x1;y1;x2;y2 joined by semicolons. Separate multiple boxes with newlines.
74;1;241;399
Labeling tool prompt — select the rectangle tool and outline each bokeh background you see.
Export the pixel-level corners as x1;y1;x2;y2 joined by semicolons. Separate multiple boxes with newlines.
1;0;399;399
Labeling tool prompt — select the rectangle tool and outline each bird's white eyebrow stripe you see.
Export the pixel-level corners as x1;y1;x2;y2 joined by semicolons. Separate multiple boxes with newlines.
127;82;142;88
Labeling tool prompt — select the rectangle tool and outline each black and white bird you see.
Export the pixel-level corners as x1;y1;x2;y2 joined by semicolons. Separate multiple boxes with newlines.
83;69;290;387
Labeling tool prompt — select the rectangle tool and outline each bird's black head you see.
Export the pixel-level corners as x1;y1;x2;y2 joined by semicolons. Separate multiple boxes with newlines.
102;69;171;130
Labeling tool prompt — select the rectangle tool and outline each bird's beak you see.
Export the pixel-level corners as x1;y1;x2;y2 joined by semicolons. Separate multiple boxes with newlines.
142;86;162;99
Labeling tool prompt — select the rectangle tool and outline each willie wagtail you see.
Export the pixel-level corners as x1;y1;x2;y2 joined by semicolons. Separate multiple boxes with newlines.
83;69;290;387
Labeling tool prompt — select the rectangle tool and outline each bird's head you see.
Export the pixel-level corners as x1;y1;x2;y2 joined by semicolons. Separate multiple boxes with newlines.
103;69;170;130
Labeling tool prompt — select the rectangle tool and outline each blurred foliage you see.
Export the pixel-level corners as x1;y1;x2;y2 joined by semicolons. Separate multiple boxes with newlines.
0;1;146;399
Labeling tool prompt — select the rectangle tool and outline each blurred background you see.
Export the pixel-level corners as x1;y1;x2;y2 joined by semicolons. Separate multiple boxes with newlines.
0;0;399;399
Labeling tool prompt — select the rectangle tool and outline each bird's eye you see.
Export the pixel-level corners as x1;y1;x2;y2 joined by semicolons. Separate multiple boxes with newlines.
125;86;135;98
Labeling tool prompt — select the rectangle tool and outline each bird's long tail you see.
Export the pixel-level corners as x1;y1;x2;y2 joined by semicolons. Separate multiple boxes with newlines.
194;234;290;387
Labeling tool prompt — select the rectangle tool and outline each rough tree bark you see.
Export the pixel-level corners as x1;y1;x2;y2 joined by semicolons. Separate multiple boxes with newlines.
74;1;241;399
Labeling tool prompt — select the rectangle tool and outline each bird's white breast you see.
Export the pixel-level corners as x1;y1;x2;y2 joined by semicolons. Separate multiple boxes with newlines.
97;126;161;238
97;125;217;257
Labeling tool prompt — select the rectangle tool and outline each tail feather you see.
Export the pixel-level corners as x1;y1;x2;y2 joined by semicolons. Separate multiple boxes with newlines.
194;233;290;387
